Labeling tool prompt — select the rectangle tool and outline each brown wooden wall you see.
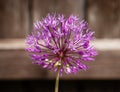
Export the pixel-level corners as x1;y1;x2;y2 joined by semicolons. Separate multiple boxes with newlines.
87;0;120;38
0;0;120;80
0;0;29;38
1;0;120;38
0;0;85;38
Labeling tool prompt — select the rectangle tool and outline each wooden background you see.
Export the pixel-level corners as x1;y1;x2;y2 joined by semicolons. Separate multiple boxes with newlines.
0;0;120;80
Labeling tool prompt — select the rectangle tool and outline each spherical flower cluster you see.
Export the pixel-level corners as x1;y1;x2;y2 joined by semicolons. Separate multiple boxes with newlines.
26;14;97;75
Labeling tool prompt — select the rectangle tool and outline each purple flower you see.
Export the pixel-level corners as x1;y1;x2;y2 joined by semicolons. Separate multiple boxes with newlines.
26;13;97;75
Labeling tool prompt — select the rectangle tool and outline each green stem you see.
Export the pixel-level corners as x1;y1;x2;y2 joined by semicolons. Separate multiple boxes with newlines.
55;66;60;92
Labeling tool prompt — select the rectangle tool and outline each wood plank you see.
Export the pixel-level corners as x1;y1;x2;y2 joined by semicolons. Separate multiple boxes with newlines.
0;0;29;38
0;39;25;50
1;39;120;50
0;50;120;80
49;50;120;80
87;0;120;38
33;0;85;21
0;50;47;80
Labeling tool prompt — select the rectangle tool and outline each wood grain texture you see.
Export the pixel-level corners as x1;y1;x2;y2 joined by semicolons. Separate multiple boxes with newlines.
87;0;120;38
0;50;120;80
0;50;48;80
33;0;85;21
0;0;29;38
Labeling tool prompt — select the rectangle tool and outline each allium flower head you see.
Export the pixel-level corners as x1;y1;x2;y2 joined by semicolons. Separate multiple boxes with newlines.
26;13;97;75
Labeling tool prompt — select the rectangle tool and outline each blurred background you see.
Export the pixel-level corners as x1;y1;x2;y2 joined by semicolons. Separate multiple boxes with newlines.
0;0;120;92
